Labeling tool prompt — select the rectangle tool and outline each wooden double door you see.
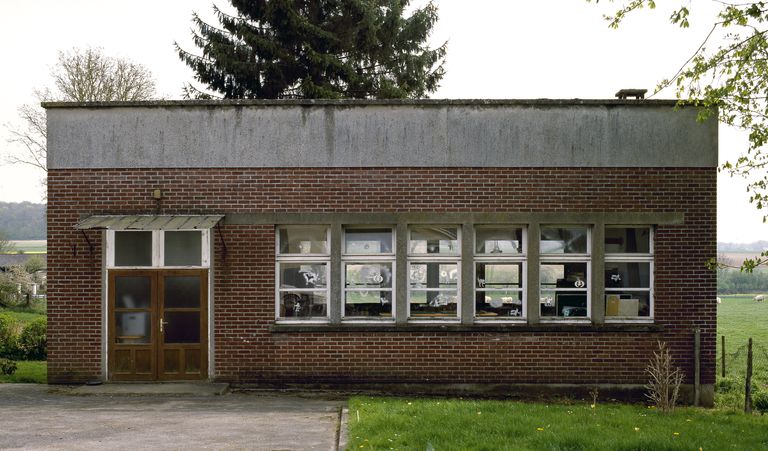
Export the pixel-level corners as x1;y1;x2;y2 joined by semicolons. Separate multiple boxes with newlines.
108;269;208;381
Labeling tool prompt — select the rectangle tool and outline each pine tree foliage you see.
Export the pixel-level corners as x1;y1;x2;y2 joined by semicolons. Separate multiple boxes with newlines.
177;0;446;99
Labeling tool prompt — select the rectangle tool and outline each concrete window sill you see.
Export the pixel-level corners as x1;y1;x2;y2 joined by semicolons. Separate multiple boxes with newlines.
269;323;664;333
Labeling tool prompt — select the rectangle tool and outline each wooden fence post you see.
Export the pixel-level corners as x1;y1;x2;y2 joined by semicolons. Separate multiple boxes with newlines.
745;337;753;414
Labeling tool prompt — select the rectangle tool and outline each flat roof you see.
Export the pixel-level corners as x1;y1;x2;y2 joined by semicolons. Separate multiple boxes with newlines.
42;98;682;109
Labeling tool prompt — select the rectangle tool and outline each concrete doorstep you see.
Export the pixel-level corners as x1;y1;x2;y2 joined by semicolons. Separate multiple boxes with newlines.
61;382;230;396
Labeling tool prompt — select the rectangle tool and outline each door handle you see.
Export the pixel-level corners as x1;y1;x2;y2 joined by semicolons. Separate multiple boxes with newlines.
160;318;168;333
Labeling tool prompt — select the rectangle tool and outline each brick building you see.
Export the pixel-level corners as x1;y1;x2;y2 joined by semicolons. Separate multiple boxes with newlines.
44;99;717;404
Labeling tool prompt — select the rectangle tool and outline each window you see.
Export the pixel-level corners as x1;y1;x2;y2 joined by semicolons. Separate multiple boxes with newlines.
342;227;395;320
474;226;525;320
540;226;590;319
108;230;209;268
604;227;653;319
276;226;330;321
407;226;460;319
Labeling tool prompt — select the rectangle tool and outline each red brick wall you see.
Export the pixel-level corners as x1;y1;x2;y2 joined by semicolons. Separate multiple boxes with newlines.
47;167;716;385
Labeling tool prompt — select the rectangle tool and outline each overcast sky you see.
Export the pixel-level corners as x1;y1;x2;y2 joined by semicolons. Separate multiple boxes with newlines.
0;0;763;243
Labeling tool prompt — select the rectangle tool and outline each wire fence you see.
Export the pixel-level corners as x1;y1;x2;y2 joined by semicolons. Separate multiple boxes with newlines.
718;336;768;412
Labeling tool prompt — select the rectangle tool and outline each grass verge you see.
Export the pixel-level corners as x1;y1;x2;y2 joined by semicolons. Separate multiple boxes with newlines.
348;396;768;450
0;361;46;384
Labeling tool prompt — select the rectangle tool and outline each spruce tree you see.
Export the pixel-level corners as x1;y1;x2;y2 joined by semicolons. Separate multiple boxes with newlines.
176;0;446;99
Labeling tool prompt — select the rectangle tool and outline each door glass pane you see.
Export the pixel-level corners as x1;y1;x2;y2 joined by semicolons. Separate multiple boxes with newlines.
114;231;153;266
115;276;151;309
279;226;329;254
164;276;201;308
164;231;202;266
163;312;200;343
115;312;150;343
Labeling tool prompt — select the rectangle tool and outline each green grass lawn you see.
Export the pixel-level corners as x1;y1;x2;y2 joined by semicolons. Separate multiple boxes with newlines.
716;295;768;410
0;360;46;383
348;396;768;450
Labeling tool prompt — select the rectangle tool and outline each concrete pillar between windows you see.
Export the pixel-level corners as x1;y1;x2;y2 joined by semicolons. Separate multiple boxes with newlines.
591;223;606;325
526;223;540;325
461;222;474;325
330;223;342;324
395;222;408;325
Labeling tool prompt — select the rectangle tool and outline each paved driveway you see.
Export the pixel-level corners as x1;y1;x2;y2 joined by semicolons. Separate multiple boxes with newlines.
0;385;345;451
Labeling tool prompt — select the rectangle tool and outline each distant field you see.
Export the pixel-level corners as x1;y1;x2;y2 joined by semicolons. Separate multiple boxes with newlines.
6;240;46;254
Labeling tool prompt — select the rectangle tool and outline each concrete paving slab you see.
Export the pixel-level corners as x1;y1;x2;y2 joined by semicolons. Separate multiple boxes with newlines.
0;384;346;451
65;382;230;396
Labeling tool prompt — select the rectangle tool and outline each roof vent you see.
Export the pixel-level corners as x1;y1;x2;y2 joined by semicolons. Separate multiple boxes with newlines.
615;89;647;100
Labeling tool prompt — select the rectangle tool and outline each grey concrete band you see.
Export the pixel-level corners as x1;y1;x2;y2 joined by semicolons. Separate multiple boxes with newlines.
46;101;718;169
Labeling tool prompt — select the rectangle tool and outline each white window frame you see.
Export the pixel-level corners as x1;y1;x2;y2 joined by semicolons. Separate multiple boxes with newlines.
106;229;210;269
406;225;462;322
473;225;527;322
604;226;654;323
341;226;396;322
275;226;331;323
539;225;591;323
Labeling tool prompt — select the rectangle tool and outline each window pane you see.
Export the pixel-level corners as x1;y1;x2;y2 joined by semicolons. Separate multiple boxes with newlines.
280;291;327;318
409;226;458;254
475;227;523;254
476;291;523;318
345;228;393;254
164;231;202;266
410;291;458;317
164;276;201;308
540;262;588;288
476;263;521;289
606;227;650;254
114;231;152;266
345;263;392;289
115;276;151;309
280;263;327;289
605;292;651;317
540;227;588;254
409;263;458;289
344;291;392;318
540;290;587;317
605;262;651;288
278;226;328;254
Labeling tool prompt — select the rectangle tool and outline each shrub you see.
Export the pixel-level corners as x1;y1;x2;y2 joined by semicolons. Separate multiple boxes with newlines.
0;357;17;376
754;392;768;414
645;341;684;413
0;313;22;359
18;317;46;360
716;376;740;393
